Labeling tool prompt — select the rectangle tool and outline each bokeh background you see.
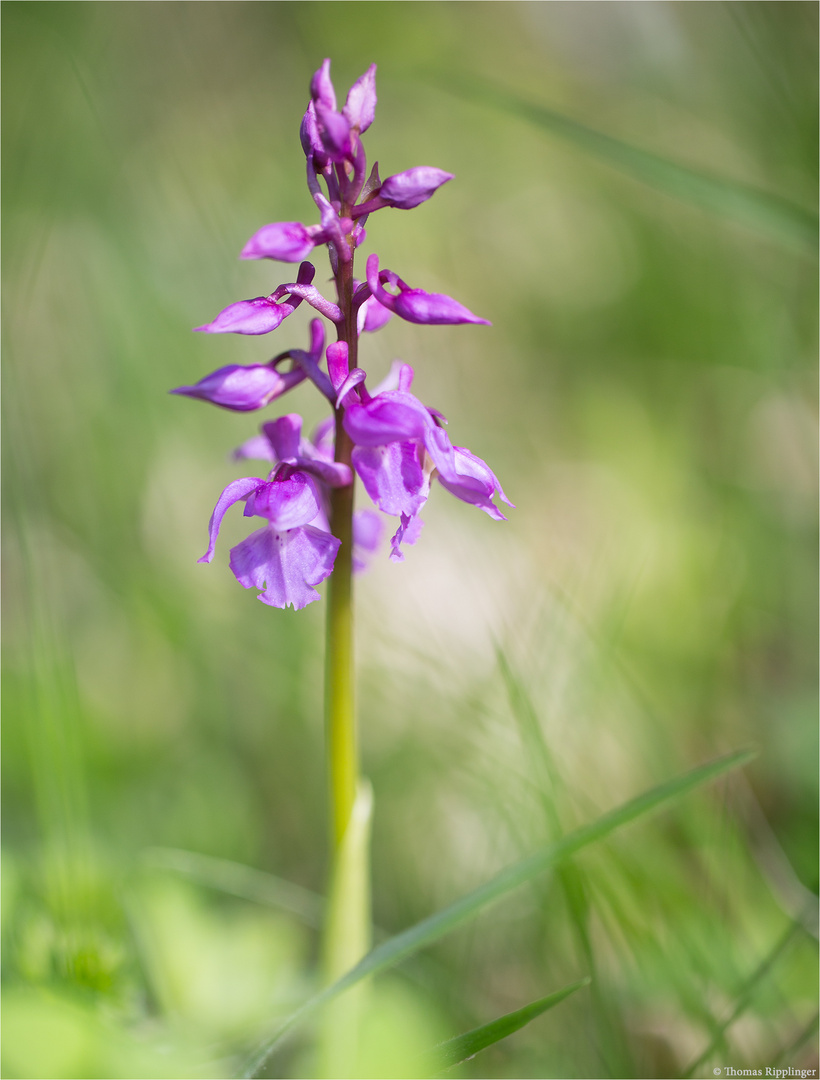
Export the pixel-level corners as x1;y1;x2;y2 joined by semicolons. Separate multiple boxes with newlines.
2;3;817;1078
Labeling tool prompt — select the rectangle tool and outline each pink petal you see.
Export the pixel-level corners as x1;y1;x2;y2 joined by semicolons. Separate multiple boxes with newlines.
240;222;316;262
343;64;377;133
229;524;340;610
194;297;289;335
379;167;453;209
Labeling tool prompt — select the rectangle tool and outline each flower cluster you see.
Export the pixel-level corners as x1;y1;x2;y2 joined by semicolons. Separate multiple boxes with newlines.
173;60;511;609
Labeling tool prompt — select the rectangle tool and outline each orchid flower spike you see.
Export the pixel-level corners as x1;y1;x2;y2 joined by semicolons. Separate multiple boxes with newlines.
174;58;506;608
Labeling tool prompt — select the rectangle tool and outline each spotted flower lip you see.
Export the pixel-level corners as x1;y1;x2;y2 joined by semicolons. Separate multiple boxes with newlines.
199;470;340;609
229;524;340;609
365;254;490;326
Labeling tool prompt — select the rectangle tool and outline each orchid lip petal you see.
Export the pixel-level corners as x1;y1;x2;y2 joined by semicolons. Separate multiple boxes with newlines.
389;511;424;562
352;442;429;518
229;523;340;610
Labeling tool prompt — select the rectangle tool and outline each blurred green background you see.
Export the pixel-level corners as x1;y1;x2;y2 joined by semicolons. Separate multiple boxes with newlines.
2;2;817;1077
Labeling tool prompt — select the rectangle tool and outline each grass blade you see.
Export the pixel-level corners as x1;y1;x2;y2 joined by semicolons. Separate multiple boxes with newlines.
441;75;818;252
240;749;754;1078
142;847;325;928
421;977;591;1074
682;913;807;1077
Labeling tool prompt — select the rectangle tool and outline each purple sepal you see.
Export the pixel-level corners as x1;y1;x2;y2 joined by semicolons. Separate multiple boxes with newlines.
243;473;322;529
171;363;305;411
352;507;383;572
379;167;454;209
352;441;429;518
366;254;490;327
326;341;349;394
199;476;265;564
316;102;352;161
240;222;316;262
389;512;424;562
194;297;290;335
300;102;329;168
343;64;377;133
310;59;337;111
311;417;335;458
357;293;393;334
196;261;317;335
260;416;352;488
344;390;432;446
262;413;301;461
229;524;340;609
234;435;277;463
370;361;414;396
435;444;513;520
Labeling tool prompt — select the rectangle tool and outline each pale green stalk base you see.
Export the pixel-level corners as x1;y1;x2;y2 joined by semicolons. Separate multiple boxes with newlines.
317;781;374;1078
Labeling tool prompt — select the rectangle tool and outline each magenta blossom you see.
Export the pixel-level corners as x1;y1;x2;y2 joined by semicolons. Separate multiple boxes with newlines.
199;470;340;610
363;254;490;327
342;364;512;560
234;414;387;572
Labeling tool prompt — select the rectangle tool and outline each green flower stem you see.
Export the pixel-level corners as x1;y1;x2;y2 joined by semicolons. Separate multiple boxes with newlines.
318;244;372;1076
325;244;360;851
324;419;357;851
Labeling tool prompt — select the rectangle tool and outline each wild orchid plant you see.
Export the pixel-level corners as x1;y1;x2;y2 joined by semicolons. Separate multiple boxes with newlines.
173;58;510;1070
171;62;756;1078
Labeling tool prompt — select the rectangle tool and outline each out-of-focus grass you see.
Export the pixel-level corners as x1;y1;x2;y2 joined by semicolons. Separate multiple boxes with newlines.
2;3;817;1078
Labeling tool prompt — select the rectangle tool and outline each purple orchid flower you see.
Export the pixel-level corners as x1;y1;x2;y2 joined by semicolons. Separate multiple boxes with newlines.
172;320;331;411
170;363;306;411
342;363;512;559
234;413;385;571
302;60;377;166
240;222;320;263
364;254;490;326
199;469;341;610
351;167;454;216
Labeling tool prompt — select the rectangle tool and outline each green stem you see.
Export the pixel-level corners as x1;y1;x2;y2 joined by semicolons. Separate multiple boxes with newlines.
318;244;372;1076
324;249;359;852
325;419;356;850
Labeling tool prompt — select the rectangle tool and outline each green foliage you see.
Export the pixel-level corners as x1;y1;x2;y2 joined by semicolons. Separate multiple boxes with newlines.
422;978;591;1074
